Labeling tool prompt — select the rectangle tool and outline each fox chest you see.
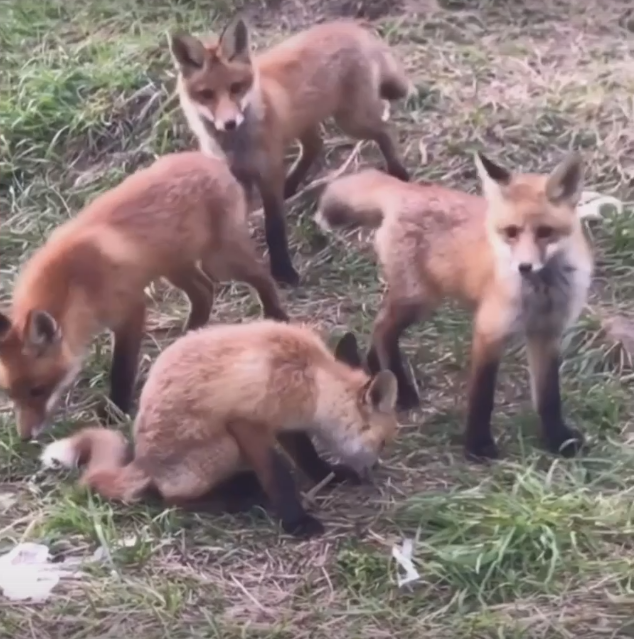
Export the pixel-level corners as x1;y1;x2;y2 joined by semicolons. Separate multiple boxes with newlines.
514;262;589;338
205;120;260;193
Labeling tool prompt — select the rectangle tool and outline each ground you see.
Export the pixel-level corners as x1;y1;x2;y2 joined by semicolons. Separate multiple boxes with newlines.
1;0;634;636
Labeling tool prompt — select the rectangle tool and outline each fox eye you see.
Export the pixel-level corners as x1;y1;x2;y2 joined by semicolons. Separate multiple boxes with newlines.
536;225;554;240
198;89;215;101
229;82;244;95
503;225;520;240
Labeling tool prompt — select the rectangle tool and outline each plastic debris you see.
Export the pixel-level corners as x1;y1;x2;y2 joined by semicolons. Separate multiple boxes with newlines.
577;191;624;220
0;543;81;603
391;538;420;587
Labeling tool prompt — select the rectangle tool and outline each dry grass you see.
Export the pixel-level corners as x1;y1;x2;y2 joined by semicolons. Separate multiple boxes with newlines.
2;0;634;636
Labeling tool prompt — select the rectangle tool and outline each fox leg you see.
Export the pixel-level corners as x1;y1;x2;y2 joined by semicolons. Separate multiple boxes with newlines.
166;266;215;331
108;300;146;417
366;292;424;411
334;105;409;183
277;432;362;487
227;419;325;538
463;299;513;461
255;163;299;287
526;334;584;457
202;240;289;322
284;127;324;199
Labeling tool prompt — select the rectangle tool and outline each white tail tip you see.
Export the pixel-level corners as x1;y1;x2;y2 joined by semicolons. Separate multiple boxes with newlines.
381;100;391;122
40;439;78;469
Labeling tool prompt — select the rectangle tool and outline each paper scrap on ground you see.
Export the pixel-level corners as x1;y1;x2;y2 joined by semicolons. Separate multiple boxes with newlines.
391;538;420;587
577;191;624;220
0;543;82;603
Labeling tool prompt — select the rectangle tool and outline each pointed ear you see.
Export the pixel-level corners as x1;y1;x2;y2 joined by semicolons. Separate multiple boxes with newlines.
474;151;512;202
169;31;206;70
334;332;363;369
0;311;11;341
363;371;398;413
24;310;61;352
546;151;583;208
218;16;251;62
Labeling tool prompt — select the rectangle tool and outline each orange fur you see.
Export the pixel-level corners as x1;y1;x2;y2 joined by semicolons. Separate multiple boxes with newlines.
42;321;399;532
170;17;411;286
0;151;288;440
316;152;594;459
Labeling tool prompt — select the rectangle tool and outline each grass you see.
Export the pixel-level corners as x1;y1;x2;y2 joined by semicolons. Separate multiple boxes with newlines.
2;0;634;636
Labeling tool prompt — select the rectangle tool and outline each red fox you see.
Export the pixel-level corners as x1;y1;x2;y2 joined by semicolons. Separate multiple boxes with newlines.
41;320;399;538
0;151;288;442
170;17;411;287
315;152;593;460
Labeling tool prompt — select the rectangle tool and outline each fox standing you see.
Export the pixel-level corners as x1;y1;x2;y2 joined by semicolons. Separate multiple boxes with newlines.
170;17;411;286
316;152;593;460
0;151;288;441
41;320;399;538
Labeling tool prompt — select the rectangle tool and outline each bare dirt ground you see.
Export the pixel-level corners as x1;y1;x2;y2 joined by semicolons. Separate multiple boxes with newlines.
2;0;634;637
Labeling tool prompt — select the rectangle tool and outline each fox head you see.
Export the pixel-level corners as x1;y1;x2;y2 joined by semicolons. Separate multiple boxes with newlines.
475;151;584;277
0;310;80;440
170;16;256;133
321;332;399;474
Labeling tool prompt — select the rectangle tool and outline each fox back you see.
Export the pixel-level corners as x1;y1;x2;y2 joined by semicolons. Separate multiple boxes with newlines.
170;18;410;142
134;320;398;469
0;151;286;440
317;154;593;332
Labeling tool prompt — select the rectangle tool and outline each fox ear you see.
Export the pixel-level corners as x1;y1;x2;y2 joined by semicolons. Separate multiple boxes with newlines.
218;16;251;62
169;32;206;70
25;310;61;352
474;151;512;202
334;332;363;369
0;311;11;341
546;151;583;208
363;371;398;413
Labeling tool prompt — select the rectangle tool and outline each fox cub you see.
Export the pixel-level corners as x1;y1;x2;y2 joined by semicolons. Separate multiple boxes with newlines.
170;17;411;287
316;152;593;460
0;151;288;441
41;320;399;538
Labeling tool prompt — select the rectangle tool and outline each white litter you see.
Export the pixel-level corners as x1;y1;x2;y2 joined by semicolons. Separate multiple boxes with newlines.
577;191;624;220
391;538;420;587
0;542;82;603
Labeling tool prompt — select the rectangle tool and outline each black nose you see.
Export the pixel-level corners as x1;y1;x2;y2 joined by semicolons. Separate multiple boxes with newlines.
224;119;237;131
518;262;533;274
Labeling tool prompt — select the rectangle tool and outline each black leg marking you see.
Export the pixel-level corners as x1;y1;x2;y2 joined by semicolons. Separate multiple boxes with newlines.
464;358;500;461
536;351;584;457
277;432;361;487
268;449;325;538
257;180;299;287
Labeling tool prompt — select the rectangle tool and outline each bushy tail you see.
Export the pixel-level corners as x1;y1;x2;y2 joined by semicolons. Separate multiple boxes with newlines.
41;426;152;502
315;169;398;232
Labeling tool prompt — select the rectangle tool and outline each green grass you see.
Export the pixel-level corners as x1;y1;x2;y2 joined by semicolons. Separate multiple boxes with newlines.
2;0;634;636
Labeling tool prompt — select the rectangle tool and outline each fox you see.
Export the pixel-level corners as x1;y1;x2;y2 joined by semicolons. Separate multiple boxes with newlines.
40;320;399;538
0;151;289;442
169;16;412;287
315;151;594;461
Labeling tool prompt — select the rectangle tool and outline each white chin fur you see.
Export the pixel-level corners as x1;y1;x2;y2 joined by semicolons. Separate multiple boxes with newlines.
40;439;78;469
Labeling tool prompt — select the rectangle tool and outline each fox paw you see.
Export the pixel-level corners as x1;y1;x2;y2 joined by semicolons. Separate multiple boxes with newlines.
282;513;325;538
546;426;585;458
464;437;499;462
